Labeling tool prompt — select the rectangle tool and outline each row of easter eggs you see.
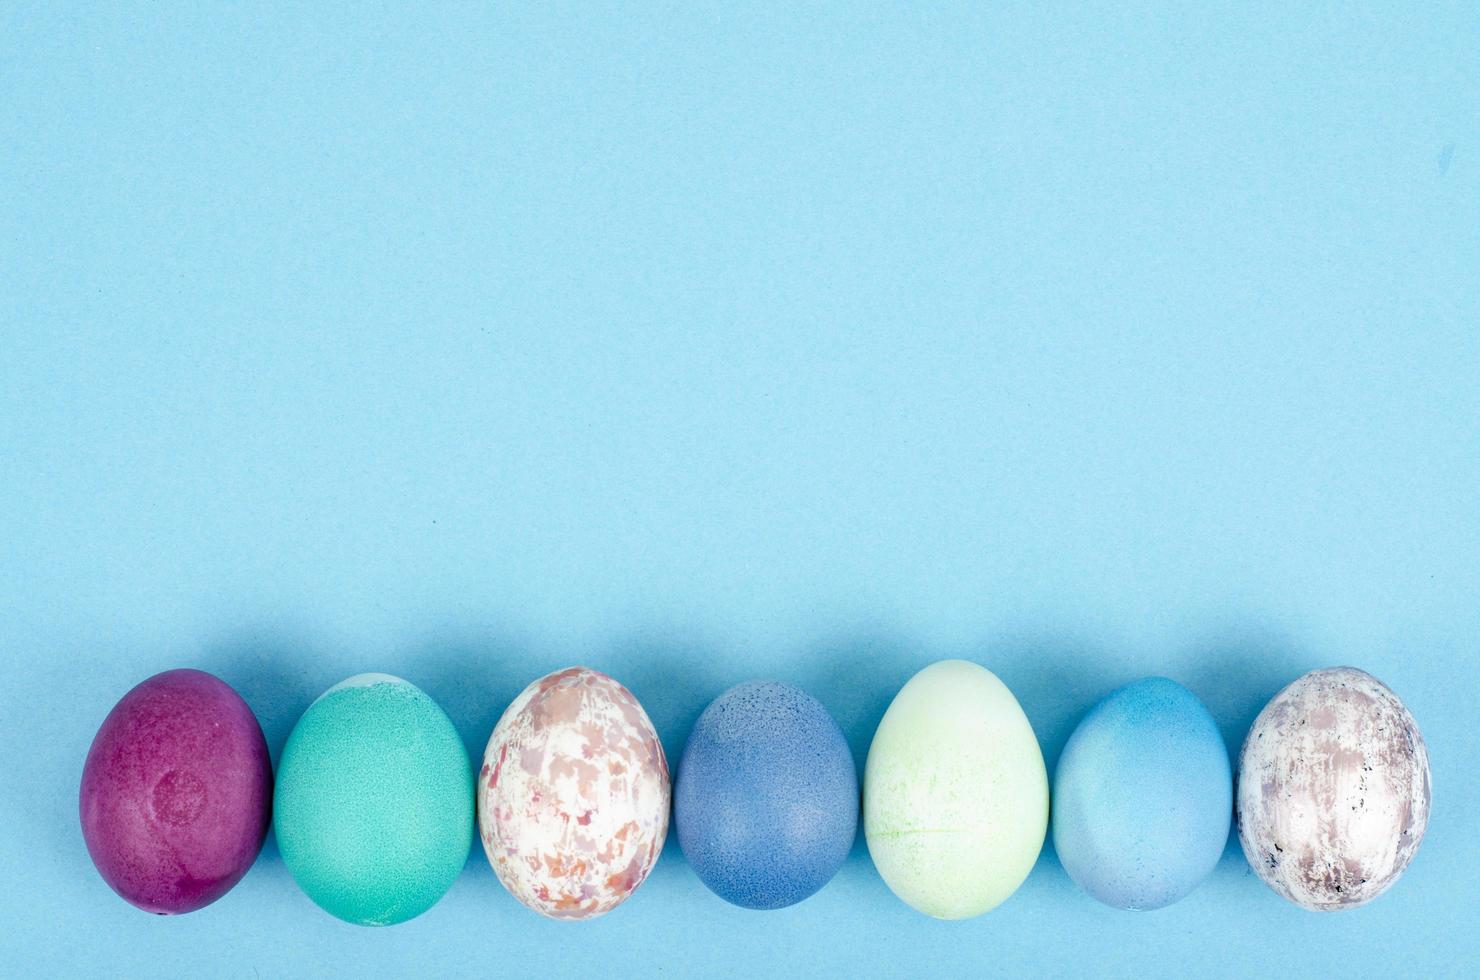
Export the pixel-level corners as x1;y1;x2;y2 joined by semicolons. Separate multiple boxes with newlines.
80;661;1430;923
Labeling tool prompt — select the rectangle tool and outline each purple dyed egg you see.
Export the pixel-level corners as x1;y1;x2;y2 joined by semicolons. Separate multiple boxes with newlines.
80;669;272;914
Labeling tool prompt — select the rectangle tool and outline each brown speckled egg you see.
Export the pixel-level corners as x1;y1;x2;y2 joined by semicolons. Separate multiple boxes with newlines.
478;667;669;920
1237;667;1430;911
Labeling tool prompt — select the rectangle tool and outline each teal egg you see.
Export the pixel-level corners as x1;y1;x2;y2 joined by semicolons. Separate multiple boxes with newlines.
274;674;474;925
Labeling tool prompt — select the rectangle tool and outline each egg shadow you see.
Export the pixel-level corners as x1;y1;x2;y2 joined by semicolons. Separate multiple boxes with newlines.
402;627;539;769
596;628;730;769
969;630;1128;884
197;630;330;765
1178;624;1312;871
798;631;971;878
976;630;1128;777
195;628;337;873
593;629;730;879
397;625;547;891
1178;624;1311;762
797;631;932;785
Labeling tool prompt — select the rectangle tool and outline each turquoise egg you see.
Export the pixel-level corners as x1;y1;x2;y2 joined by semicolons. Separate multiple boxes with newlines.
1051;677;1231;910
274;674;474;925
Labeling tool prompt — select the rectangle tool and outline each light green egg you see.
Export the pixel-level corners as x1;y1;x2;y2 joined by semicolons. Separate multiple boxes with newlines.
864;660;1049;919
274;673;474;926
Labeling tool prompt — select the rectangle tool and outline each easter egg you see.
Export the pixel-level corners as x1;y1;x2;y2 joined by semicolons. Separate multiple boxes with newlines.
674;681;858;909
479;667;669;919
274;674;473;925
864;660;1048;919
1052;677;1232;910
1237;666;1430;911
79;669;272;914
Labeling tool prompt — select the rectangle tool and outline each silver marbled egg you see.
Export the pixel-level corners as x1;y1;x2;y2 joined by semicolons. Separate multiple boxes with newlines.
1237;667;1430;911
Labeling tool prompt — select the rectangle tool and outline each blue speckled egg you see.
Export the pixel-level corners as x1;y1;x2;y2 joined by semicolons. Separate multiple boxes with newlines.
1052;677;1232;910
675;681;858;909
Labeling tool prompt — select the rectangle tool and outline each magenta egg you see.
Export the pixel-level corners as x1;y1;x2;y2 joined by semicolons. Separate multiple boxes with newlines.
80;669;272;914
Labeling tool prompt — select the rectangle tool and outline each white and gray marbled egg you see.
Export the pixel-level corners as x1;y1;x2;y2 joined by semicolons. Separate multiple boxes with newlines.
1237;667;1430;911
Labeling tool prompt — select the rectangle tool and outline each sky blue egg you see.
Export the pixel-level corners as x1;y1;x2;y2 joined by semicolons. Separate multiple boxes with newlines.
1052;677;1232;910
675;681;858;910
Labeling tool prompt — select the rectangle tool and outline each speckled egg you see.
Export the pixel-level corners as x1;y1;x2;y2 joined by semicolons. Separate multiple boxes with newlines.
274;674;474;926
1237;667;1430;911
80;669;272;914
674;681;858;909
479;667;669;919
1052;677;1232;910
864;660;1048;919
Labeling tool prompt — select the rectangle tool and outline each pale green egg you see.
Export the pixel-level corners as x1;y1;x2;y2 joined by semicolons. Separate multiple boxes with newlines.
863;659;1048;919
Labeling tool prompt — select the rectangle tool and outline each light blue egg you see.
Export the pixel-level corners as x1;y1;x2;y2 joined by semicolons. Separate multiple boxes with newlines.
1052;677;1231;910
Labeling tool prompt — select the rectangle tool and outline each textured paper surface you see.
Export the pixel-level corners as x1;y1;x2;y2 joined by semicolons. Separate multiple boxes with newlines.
2;2;1476;977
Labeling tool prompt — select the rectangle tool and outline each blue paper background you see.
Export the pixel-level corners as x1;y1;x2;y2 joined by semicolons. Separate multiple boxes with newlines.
3;3;1477;977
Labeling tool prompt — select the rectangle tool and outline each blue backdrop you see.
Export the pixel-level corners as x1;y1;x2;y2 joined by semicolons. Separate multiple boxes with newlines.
3;3;1476;977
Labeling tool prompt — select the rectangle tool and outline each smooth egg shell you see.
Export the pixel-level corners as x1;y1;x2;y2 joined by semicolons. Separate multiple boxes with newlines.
864;660;1048;919
479;667;669;919
1237;667;1430;911
1052;677;1232;910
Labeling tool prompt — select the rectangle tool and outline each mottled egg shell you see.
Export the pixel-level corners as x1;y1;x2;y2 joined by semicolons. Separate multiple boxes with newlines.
1237;666;1430;911
479;667;670;919
80;669;272;914
1052;677;1232;910
864;660;1048;919
274;674;474;925
674;681;858;909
